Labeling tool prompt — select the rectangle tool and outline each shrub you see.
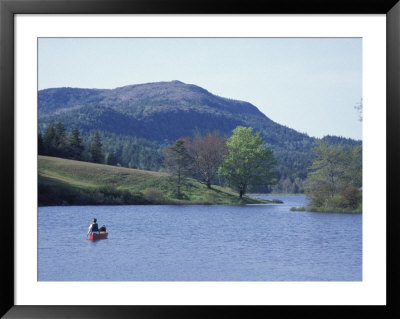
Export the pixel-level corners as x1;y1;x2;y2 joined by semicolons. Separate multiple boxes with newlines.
144;188;165;203
339;186;362;209
325;194;343;209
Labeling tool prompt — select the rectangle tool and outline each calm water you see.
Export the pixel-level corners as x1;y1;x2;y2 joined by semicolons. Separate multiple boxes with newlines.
38;195;362;281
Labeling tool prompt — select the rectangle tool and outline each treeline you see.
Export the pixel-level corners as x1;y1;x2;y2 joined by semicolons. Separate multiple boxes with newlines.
38;121;88;161
38;120;165;170
38;120;108;164
38;112;319;193
91;132;165;171
265;135;361;194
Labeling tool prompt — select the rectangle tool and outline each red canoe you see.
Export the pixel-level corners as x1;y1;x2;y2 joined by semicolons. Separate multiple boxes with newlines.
88;231;108;241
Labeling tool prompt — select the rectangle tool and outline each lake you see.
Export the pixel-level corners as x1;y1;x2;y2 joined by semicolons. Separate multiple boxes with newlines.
38;195;362;281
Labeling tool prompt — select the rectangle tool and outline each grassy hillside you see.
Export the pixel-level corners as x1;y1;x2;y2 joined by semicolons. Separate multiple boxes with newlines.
38;155;272;206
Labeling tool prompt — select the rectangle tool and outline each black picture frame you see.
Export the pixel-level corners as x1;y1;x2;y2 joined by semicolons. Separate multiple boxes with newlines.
1;0;399;318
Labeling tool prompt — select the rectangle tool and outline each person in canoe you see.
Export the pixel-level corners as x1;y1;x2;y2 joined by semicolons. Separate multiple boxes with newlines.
87;218;108;240
87;218;99;235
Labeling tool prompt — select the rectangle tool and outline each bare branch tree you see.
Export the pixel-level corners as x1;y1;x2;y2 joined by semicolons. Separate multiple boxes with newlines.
185;131;228;189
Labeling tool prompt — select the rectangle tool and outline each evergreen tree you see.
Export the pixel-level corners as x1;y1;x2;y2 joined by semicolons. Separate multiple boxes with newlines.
43;120;57;156
67;127;85;160
55;121;66;142
164;139;193;198
106;152;118;166
89;131;104;163
121;142;134;167
54;121;67;156
38;132;45;155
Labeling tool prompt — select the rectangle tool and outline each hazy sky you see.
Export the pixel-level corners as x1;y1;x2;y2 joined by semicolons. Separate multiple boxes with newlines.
38;38;362;140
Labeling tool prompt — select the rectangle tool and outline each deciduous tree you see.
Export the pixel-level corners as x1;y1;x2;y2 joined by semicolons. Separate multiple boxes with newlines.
218;126;277;198
185;132;227;189
305;140;362;210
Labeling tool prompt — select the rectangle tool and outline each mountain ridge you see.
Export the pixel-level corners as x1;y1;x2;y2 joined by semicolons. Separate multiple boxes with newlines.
38;80;307;144
39;80;268;119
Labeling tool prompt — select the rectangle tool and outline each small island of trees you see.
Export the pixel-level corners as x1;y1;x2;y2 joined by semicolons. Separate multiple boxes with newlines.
292;140;362;213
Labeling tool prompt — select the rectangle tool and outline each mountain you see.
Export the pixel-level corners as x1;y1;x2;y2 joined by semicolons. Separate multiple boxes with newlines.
38;80;360;192
39;80;309;145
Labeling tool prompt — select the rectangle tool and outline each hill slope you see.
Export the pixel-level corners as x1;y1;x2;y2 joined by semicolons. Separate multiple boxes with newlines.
38;156;270;206
38;80;310;146
38;81;361;192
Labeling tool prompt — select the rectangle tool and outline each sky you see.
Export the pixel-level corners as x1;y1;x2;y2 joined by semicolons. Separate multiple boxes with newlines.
38;38;362;140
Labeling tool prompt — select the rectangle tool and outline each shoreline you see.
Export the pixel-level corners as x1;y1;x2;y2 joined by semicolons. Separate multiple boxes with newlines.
38;198;275;208
38;156;279;208
290;206;362;214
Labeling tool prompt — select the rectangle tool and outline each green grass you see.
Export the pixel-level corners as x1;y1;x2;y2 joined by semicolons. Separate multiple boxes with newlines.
38;156;272;206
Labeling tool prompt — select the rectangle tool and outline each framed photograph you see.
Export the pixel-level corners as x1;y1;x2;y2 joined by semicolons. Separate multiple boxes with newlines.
1;0;399;318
